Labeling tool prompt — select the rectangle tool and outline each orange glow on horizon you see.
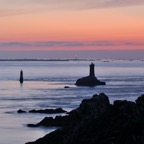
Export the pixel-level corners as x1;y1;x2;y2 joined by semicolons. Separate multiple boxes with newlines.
0;5;144;50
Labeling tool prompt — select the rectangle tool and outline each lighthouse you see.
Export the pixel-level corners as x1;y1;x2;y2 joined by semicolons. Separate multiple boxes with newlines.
19;70;23;84
75;63;106;86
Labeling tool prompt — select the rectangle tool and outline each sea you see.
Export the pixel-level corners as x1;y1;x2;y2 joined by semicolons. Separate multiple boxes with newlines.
0;59;144;144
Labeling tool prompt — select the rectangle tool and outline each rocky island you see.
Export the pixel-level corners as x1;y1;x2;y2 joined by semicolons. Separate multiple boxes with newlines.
26;93;144;144
75;63;106;86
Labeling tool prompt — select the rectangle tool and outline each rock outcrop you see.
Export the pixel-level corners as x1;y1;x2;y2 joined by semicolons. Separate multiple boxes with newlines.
75;63;106;86
27;93;109;127
29;108;67;114
17;109;27;113
26;93;144;144
17;108;67;114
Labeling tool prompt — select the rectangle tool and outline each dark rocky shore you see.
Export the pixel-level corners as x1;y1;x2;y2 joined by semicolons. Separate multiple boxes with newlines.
26;93;144;144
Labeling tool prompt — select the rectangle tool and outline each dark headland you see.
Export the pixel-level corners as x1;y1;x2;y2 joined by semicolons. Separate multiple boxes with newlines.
26;93;144;144
75;63;106;86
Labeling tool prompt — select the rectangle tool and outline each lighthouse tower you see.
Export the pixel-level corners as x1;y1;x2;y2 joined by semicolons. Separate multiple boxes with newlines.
89;63;95;77
19;70;23;84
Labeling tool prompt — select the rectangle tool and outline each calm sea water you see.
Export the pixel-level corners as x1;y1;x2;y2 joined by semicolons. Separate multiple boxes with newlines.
0;60;144;144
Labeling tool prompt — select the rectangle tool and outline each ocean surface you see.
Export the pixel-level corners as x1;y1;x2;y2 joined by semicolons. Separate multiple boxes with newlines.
0;60;144;144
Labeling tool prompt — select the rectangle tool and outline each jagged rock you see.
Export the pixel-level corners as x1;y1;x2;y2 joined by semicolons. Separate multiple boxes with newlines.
69;93;110;118
28;115;73;127
27;93;110;128
114;100;140;118
26;94;144;144
136;94;144;114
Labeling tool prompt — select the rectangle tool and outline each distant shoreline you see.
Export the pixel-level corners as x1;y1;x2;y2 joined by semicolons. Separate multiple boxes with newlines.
0;59;69;62
0;58;143;62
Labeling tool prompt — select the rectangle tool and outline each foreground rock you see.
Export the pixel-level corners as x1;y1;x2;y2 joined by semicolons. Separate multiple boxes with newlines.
26;94;144;144
27;93;109;127
75;63;106;86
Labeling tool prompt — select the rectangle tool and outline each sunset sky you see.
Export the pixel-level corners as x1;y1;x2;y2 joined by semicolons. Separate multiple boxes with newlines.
0;0;144;58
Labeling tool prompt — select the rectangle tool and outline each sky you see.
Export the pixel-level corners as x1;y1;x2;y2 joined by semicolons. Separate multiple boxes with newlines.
0;0;144;59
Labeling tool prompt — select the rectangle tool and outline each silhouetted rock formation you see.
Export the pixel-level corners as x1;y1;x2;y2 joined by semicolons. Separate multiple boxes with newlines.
64;86;69;88
17;109;26;113
75;63;106;86
27;93;109;128
26;94;144;144
19;70;23;84
17;108;67;114
29;108;67;114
